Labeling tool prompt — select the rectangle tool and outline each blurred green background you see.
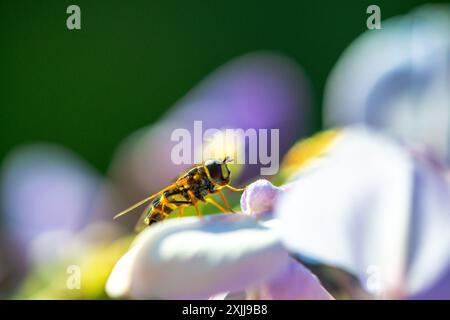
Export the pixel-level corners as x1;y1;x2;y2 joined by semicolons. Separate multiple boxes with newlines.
0;0;441;174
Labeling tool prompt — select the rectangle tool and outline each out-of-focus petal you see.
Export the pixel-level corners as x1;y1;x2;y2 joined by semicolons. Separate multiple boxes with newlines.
276;126;450;298
109;52;312;207
324;5;450;165
106;213;289;299
0;144;101;252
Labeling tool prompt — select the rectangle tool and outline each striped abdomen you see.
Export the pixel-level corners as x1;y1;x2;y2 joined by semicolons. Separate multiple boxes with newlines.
145;191;191;225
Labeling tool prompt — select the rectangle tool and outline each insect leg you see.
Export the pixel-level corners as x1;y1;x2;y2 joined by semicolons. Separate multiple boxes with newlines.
187;190;202;218
161;203;167;217
158;195;170;218
175;203;190;219
160;192;185;217
194;204;202;217
178;205;184;218
204;197;228;213
218;190;235;213
224;184;246;192
164;201;191;219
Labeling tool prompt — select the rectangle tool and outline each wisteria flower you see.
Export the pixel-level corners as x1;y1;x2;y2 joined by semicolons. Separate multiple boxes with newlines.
277;126;450;299
106;187;331;300
106;126;450;300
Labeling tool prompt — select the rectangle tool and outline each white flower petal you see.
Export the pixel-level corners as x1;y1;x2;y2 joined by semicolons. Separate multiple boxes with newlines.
106;246;141;298
106;213;289;299
276;127;450;298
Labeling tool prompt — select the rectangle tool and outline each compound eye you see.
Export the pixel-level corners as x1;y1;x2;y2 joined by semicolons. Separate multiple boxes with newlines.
207;162;222;181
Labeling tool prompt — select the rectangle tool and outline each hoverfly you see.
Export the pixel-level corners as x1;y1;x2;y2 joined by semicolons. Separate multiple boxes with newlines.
113;157;245;231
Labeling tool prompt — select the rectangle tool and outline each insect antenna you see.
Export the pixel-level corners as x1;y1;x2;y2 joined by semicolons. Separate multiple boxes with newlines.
223;156;233;163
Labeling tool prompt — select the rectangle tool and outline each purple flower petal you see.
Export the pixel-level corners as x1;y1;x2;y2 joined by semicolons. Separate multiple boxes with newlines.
276;127;450;298
260;258;334;300
324;5;450;165
1;144;101;253
109;52;312;202
241;179;283;218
